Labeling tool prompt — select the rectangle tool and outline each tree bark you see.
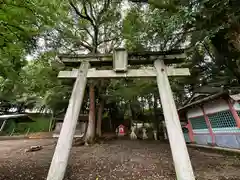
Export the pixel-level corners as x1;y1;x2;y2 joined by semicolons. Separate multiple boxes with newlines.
96;99;104;137
85;84;96;144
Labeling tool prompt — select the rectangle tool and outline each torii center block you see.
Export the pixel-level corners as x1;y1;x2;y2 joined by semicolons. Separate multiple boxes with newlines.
113;49;128;72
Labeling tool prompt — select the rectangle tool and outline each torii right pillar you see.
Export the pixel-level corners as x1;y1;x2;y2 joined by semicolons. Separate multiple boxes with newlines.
154;60;195;180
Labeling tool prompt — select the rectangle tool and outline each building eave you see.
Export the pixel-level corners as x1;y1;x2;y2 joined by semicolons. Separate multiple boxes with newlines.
178;91;230;112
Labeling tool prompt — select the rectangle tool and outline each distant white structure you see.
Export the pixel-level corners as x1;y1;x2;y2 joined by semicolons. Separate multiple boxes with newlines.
142;128;148;140
130;125;137;140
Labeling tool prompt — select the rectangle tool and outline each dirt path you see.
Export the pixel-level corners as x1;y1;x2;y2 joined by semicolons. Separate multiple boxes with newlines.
0;139;239;180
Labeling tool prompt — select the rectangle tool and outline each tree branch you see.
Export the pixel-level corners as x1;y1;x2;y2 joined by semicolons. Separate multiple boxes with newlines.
4;24;24;41
168;35;183;49
82;0;96;27
97;37;118;46
2;22;26;33
81;39;92;47
83;27;94;40
69;0;98;53
85;1;96;22
5;3;35;14
97;0;110;23
202;41;215;61
108;40;121;53
56;27;93;52
69;0;95;28
75;41;94;52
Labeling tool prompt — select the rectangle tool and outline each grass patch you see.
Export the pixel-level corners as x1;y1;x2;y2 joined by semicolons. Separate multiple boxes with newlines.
1;115;52;135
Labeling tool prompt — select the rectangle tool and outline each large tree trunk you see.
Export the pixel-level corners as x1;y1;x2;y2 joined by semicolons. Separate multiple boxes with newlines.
85;84;96;144
96;99;104;137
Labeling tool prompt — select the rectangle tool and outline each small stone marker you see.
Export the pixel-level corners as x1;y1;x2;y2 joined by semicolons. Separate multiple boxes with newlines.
142;128;148;140
153;130;158;140
130;126;137;140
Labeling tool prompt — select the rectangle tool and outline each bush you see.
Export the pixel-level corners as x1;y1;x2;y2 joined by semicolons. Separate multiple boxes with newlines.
1;115;51;135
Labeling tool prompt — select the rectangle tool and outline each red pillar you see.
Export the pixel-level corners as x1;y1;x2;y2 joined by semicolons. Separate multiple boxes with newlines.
227;99;240;128
201;106;215;146
187;120;194;143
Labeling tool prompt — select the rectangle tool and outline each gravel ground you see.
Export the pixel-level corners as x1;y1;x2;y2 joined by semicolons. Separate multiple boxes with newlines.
0;139;239;180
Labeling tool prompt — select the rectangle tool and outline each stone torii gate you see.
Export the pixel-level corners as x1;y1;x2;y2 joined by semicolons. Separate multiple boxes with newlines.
47;49;195;180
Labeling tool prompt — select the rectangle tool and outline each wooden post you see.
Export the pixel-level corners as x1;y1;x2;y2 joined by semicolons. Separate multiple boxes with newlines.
227;99;240;128
201;106;215;145
187;120;195;143
0;120;7;132
47;61;89;180
10;128;15;136
154;60;195;180
25;128;30;136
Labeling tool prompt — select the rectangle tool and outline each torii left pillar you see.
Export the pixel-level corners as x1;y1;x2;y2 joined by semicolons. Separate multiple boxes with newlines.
47;61;89;180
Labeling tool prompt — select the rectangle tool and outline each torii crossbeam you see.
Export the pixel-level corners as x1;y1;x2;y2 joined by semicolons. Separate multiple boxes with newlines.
47;49;195;180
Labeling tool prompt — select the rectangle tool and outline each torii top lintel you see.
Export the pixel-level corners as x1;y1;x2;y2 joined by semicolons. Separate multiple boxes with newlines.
58;48;186;68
